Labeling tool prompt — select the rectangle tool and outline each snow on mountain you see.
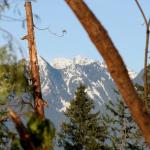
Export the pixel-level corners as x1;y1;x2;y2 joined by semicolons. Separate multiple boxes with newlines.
73;55;96;65
38;56;136;129
50;55;97;69
38;56;71;126
128;70;137;79
50;57;72;69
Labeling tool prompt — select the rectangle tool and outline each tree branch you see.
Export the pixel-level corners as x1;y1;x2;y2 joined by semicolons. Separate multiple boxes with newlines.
8;108;35;150
134;0;150;110
65;0;150;145
134;0;148;26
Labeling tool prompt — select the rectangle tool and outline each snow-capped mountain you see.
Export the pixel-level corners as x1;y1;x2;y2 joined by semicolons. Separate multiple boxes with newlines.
38;56;137;128
128;70;137;79
51;56;97;69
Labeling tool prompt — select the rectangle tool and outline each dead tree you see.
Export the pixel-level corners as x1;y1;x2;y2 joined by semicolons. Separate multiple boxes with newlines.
65;0;150;145
7;2;46;149
23;1;45;119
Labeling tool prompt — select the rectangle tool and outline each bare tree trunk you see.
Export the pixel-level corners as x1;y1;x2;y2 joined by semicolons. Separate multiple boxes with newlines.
8;108;35;150
134;0;150;112
24;1;45;119
65;0;150;145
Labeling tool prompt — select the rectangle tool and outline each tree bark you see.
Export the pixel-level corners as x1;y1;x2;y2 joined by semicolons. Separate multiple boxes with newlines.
8;108;35;150
65;0;150;145
144;28;149;110
24;2;45;119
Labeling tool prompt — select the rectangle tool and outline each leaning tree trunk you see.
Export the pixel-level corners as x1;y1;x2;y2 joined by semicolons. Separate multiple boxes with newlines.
65;0;150;145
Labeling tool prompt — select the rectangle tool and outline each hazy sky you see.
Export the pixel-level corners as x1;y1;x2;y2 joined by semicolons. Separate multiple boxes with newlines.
1;0;150;72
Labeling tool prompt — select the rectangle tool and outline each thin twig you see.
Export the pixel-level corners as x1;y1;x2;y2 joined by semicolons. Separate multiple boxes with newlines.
33;24;49;30
148;19;150;28
134;0;148;26
34;24;67;37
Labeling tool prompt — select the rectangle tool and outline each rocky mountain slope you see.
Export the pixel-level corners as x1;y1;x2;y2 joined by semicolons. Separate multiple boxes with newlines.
38;56;137;128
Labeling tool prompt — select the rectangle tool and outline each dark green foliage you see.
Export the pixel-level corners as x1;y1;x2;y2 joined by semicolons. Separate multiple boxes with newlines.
103;93;147;150
58;85;109;150
27;113;55;150
0;45;55;150
0;45;33;149
0;46;30;102
11;138;23;150
1;112;56;150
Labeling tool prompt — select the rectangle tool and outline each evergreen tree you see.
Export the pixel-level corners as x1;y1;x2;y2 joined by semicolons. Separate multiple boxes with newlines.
58;85;109;150
27;113;55;150
103;92;147;150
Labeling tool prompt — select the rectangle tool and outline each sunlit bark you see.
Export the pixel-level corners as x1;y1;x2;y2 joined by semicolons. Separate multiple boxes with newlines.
24;2;45;119
65;0;150;145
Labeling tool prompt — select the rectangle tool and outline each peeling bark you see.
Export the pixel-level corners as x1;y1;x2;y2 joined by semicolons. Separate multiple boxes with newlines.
65;0;150;145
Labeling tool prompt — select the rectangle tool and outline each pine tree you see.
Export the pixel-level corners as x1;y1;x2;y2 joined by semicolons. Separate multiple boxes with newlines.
58;85;109;150
103;92;147;150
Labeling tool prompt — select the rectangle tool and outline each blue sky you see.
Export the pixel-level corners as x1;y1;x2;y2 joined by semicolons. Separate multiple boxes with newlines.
1;0;150;72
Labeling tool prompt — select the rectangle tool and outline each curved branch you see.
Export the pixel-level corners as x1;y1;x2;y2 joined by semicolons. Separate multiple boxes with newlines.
33;24;49;30
134;0;148;26
33;24;67;37
134;0;150;110
65;0;150;145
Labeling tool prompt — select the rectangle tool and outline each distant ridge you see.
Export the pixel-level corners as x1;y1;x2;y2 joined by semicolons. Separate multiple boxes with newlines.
37;56;137;129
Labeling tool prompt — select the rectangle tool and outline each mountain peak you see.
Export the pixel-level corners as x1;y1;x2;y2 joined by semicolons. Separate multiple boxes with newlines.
37;55;138;132
50;57;72;69
50;56;97;69
128;70;137;79
73;55;95;65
